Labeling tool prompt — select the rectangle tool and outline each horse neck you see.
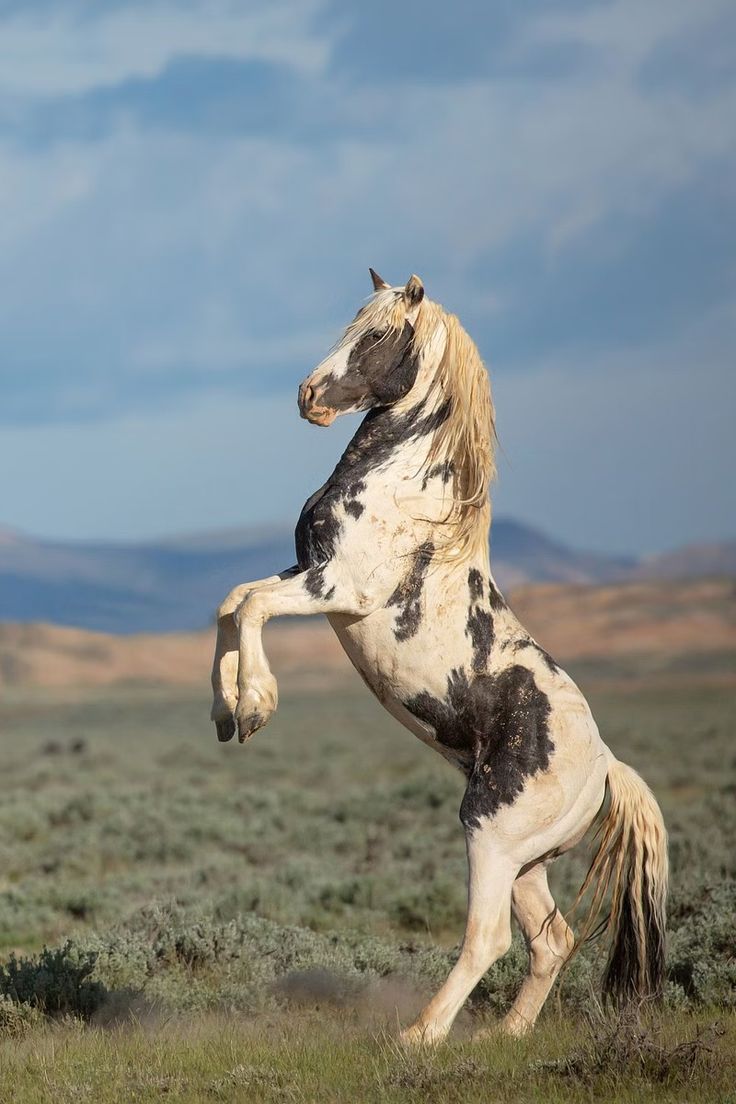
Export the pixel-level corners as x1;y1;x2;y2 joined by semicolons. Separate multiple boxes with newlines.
335;375;450;483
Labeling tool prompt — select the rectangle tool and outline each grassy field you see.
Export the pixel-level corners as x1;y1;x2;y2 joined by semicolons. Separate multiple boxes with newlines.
0;664;733;1101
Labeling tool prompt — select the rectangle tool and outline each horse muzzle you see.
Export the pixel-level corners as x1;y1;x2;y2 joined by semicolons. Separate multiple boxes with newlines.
298;381;337;426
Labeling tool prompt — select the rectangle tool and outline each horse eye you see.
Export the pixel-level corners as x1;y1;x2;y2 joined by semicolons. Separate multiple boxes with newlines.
356;330;385;355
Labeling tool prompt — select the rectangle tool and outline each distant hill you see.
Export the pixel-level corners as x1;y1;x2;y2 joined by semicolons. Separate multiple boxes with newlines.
632;541;736;581
1;578;733;690
0;519;732;634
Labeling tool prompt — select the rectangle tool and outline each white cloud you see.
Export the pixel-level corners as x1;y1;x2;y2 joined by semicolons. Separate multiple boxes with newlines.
0;0;733;298
0;0;329;97
522;0;733;71
0;1;734;554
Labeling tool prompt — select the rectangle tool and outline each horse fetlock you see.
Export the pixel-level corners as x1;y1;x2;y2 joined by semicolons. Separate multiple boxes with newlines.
211;689;237;719
399;1021;447;1049
498;1010;533;1038
235;679;278;743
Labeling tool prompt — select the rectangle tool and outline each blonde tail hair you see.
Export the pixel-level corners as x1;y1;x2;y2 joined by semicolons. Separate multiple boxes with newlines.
571;757;668;1004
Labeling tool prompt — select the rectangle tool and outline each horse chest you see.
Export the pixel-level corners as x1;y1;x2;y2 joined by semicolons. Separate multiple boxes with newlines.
295;488;342;566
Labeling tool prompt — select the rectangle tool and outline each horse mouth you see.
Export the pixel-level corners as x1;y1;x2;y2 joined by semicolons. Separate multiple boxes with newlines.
303;406;337;427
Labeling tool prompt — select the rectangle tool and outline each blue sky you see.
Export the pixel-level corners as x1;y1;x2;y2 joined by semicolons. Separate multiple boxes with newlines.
1;0;734;554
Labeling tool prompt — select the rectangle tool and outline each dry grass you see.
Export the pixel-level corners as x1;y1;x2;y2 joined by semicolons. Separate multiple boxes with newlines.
0;1009;733;1104
0;663;733;1101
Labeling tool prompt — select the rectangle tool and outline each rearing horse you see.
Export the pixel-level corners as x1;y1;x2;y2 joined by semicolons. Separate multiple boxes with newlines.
211;270;668;1044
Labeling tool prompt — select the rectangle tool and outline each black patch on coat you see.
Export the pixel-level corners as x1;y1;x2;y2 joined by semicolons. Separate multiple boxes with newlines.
421;459;454;491
387;541;434;641
404;664;554;830
304;564;335;601
466;607;494;672
514;638;559;673
343;479;366;519
468;568;485;602
534;645;559;673
465;568;493;671
295;398;451;569
487;578;506;611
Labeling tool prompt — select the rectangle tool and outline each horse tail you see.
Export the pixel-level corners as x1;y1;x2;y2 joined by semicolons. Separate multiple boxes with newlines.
572;756;668;1005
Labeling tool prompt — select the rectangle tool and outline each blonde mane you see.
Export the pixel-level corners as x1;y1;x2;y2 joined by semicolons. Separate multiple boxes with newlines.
343;289;410;345
339;290;496;563
412;298;496;562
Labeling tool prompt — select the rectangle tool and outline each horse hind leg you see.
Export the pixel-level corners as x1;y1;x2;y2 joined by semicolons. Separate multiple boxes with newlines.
401;828;517;1047
499;863;574;1037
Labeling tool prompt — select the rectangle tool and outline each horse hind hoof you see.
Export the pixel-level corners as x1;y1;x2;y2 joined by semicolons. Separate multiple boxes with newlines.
216;717;236;743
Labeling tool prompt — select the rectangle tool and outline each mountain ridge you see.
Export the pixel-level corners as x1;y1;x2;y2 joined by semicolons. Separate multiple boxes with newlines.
0;520;733;634
2;577;733;691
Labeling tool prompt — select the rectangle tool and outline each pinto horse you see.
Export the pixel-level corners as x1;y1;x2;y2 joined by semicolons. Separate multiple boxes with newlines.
211;270;668;1044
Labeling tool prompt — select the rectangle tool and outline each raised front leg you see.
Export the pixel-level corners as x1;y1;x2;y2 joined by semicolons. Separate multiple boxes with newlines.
233;565;376;742
211;568;297;742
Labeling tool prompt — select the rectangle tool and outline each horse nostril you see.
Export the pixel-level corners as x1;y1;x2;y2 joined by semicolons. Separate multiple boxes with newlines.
302;383;315;408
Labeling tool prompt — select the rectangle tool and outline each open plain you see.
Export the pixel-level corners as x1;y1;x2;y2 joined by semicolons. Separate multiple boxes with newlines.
0;580;733;1102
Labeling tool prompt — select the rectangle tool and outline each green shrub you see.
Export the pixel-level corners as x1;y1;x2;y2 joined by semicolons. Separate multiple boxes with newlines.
0;942;106;1018
668;881;736;1007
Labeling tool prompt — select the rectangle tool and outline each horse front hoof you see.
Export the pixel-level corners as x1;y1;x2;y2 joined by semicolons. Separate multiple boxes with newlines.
216;717;236;743
234;681;277;743
236;712;265;743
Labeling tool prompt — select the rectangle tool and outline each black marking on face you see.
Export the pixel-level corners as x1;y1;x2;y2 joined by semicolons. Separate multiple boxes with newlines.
387;541;434;641
346;321;420;405
295;398;451;569
487;578;507;611
421;459;454;491
404;663;554;830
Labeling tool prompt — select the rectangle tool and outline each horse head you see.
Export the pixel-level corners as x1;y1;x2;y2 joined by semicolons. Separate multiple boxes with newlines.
298;270;425;427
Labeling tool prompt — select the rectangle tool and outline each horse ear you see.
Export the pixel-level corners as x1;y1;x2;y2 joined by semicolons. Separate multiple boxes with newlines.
404;274;425;306
369;267;390;291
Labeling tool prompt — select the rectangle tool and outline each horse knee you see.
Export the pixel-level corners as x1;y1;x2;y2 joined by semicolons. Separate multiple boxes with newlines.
219;582;259;621
217;592;241;621
464;918;512;971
